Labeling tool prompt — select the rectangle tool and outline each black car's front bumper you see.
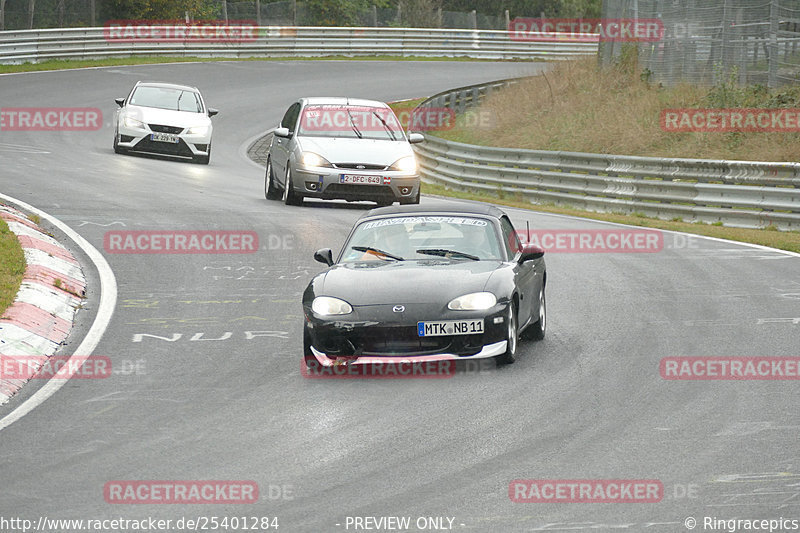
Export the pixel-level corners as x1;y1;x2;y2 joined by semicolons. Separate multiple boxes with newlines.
304;303;510;366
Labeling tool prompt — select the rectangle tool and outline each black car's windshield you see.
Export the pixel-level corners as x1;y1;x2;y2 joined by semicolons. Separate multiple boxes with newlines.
129;86;203;113
298;105;405;141
341;216;503;263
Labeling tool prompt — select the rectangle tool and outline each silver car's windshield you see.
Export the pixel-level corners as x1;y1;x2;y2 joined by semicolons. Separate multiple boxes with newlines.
298;105;405;141
340;216;503;263
130;87;203;113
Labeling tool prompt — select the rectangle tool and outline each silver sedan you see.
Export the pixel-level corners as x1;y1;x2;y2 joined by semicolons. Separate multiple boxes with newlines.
264;97;423;206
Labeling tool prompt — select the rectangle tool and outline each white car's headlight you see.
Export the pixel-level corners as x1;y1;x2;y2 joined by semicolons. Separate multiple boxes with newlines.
122;115;147;130
312;296;353;316
300;151;333;168
448;292;497;311
390;155;417;173
186;125;210;135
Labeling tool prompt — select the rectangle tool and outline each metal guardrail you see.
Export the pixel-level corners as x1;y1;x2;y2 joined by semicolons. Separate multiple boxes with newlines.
411;80;800;231
0;26;598;64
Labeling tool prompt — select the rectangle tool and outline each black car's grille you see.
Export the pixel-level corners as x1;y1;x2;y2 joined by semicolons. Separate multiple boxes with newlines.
322;184;394;202
133;137;194;157
148;124;184;134
334;163;387;170
319;326;484;357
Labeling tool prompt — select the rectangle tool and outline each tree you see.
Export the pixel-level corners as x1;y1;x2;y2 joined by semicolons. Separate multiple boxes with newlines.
302;0;389;26
101;0;221;21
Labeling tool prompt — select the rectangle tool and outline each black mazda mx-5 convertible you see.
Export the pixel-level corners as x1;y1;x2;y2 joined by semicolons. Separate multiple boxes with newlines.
302;201;546;368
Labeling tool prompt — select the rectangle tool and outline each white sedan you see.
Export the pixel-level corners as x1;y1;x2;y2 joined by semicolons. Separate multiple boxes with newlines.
113;81;218;164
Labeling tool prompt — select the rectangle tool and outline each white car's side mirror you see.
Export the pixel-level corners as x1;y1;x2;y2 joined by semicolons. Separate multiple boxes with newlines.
274;127;291;138
408;133;424;144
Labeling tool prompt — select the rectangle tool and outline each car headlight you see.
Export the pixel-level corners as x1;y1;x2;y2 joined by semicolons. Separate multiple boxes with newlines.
312;296;353;316
122;115;146;130
448;292;497;311
186;125;210;135
300;151;333;168
389;155;417;173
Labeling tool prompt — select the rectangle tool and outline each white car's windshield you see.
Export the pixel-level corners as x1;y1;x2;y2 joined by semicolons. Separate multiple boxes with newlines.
298;105;405;141
130;86;203;113
340;216;503;263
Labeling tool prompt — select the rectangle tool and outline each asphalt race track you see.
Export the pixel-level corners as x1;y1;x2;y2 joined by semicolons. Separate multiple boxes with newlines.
0;60;799;532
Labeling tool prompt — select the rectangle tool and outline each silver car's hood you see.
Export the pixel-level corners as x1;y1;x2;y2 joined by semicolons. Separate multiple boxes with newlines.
122;105;211;128
297;136;412;166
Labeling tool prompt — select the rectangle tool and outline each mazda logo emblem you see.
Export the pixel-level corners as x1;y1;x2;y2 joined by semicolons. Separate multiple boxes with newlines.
392;305;405;313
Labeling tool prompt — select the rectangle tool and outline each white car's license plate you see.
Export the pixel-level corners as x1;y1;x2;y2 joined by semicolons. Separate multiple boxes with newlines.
417;319;484;337
340;174;386;185
151;133;179;143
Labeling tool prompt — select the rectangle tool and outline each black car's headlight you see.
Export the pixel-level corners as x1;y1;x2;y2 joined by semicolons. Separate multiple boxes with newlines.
312;296;353;316
300;151;333;168
448;292;497;311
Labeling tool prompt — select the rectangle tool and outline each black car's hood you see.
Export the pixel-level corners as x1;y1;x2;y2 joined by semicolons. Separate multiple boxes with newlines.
317;260;504;305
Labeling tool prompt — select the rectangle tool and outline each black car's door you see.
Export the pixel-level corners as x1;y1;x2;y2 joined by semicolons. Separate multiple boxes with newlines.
501;216;540;328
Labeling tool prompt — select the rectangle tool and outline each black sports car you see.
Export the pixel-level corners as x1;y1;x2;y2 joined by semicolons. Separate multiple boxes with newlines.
302;202;546;369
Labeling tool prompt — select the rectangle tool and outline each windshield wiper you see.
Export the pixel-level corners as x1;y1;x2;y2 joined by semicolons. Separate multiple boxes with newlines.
352;246;404;261
346;109;363;139
372;111;397;141
176;91;184;112
416;248;479;261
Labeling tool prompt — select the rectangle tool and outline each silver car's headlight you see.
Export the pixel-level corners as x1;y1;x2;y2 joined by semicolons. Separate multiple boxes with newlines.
186;125;210;135
300;151;333;168
312;296;353;316
389;155;417;173
123;115;147;130
448;292;497;311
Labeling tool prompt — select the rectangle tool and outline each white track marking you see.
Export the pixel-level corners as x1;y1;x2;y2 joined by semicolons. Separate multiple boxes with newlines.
0;193;117;431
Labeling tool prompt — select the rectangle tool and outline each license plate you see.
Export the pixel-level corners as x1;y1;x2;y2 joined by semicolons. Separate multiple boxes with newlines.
418;319;484;337
151;133;179;143
340;174;384;185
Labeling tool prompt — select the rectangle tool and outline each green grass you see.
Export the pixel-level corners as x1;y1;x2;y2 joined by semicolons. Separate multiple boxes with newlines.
0;54;534;75
0;217;26;317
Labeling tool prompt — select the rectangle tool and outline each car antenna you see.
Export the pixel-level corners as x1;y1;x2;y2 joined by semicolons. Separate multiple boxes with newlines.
526;220;530;245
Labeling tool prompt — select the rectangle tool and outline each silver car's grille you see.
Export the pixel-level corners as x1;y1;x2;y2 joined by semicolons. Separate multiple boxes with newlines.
333;163;387;171
149;124;184;134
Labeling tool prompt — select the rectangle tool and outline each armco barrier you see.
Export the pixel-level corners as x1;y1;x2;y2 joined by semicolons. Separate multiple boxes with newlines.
411;80;800;230
0;26;598;64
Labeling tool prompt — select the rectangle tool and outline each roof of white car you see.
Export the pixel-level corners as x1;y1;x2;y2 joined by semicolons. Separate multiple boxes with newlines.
302;97;388;108
136;81;200;93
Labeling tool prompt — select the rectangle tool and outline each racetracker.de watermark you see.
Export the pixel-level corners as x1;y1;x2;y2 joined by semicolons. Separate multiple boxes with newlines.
301;359;456;379
0;355;111;379
103;231;259;254
104;20;257;42
0;108;102;131
515;229;663;253
509;18;665;42
509;479;663;503
661;108;800;133
660;357;800;380
104;481;259;504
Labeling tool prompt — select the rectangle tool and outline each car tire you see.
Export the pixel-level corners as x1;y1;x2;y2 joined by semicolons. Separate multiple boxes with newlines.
495;303;519;366
113;129;126;154
264;158;281;200
303;327;318;371
282;167;303;206
400;188;421;205
193;144;211;165
524;285;546;341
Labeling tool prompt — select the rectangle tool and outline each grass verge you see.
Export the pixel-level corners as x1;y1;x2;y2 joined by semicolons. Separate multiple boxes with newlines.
0;54;532;75
0;217;26;317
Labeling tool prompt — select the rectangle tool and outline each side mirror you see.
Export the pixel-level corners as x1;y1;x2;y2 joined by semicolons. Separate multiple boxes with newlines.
208;108;219;117
519;243;545;263
274;127;290;138
115;98;125;108
314;248;334;267
408;133;424;144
